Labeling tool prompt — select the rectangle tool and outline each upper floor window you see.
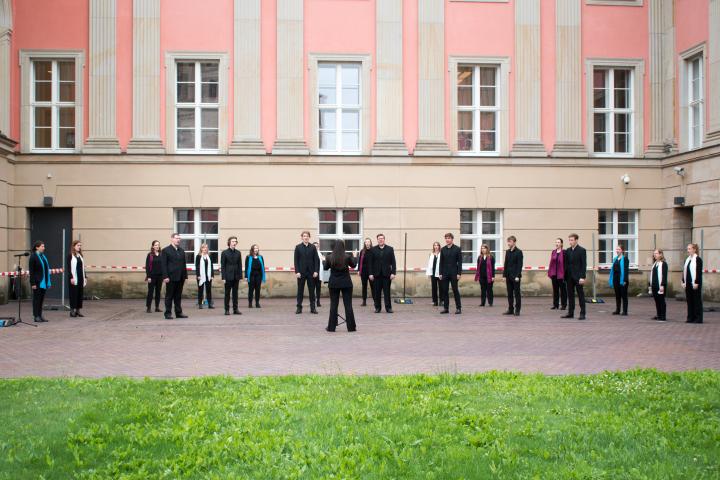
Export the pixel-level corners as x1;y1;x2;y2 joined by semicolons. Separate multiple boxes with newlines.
457;65;499;155
175;208;219;266
176;61;219;153
318;209;362;254
598;209;638;267
31;60;76;152
687;55;704;150
317;63;361;154
460;209;503;268
593;68;633;155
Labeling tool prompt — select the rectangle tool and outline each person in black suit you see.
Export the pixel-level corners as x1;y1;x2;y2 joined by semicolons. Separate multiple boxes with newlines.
649;249;668;321
161;233;188;320
28;240;51;323
563;233;587;320
439;233;462;314
294;231;319;314
682;243;703;324
368;233;396;313
220;236;243;315
503;236;523;316
323;240;358;332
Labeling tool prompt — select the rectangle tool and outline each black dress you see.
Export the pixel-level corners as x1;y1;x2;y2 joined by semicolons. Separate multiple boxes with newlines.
68;254;85;310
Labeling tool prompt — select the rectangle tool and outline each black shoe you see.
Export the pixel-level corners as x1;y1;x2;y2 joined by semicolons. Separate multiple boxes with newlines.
76;310;84;318
440;309;449;314
514;312;520;316
224;310;230;315
198;304;204;309
621;312;627;316
578;314;586;320
248;303;253;309
33;316;42;323
164;314;173;320
255;303;261;308
361;301;367;306
347;328;357;332
296;306;302;314
562;314;574;319
386;308;393;314
325;327;335;332
208;304;215;309
503;310;514;315
561;306;567;310
374;308;381;313
480;303;485;307
310;308;318;314
550;306;558;310
488;303;493;307
233;309;242;315
652;316;658;320
433;302;438;307
155;307;161;312
455;309;461;315
612;311;620;315
146;307;152;313
659;317;666;321
70;310;77;318
316;301;321;308
176;313;188;319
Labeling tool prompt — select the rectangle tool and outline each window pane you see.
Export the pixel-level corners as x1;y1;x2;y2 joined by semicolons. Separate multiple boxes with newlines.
457;132;473;151
593;87;606;109
201;83;218;103
479;87;495;107
179;237;194;251
319;223;336;235
482;210;497;224
341;65;360;85
58;61;75;81
34;128;51;149
614;133;629;153
201;209;218;222
201;130;218;149
485;239;498;258
618;210;630;223
319;87;336;105
201;222;219;235
479;112;495;131
177;63;195;82
457;66;473;86
319;109;336;130
479;67;495;86
593;113;606;133
594;133;607;153
201;108;218;129
34;107;51;127
691;77;700;102
458;111;473;130
342;87;359;105
319;239;335;254
344;240;360;252
614;88;629;109
201;62;218;82
319;210;337;222
343;210;359;222
480;132;496;152
59;107;74;127
599;239;610;264
176;222;194;235
35;81;51;102
176;209;194;222
343;222;360;235
177;108;195;128
460;210;473;222
177;84;195;103
342;110;359;130
59;83;75;102
614;69;630;89
319;132;336;150
177;129;195;149
457;86;472;107
461;239;474;264
34;61;52;81
342;132;359;151
59;128;75;149
318;64;336;85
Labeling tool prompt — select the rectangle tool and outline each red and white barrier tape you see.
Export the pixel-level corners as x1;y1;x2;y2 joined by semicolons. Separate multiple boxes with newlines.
0;268;64;277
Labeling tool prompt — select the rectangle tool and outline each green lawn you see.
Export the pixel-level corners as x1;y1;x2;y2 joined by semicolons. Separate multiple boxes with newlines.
0;371;718;479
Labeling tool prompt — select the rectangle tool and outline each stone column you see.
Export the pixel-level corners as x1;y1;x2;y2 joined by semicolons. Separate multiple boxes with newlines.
372;0;407;156
84;0;121;153
414;0;450;156
127;0;164;153
272;0;308;155
511;0;546;156
646;0;675;156
551;0;586;156
0;0;11;138
229;0;265;154
706;0;720;145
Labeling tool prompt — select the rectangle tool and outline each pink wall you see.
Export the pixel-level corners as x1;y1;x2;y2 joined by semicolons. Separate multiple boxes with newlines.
117;0;132;149
403;0;417;152
261;0;276;152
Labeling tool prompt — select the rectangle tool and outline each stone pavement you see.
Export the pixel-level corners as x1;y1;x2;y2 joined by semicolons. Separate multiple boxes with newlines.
0;297;717;378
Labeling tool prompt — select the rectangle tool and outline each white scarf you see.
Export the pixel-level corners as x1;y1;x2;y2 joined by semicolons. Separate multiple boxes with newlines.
426;253;440;277
683;255;697;285
649;261;665;293
198;254;212;286
70;254;86;286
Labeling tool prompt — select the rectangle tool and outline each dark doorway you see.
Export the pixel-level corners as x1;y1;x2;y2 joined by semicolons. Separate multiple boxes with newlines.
28;208;72;300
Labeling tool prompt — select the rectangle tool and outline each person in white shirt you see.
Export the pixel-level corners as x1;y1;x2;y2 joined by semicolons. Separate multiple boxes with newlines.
682;243;703;324
195;243;214;309
648;249;668;321
426;242;441;306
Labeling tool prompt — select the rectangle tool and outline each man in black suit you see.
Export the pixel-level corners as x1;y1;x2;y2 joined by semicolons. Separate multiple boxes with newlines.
220;236;243;315
294;231;319;314
439;232;462;314
161;233;188;320
368;233;396;313
563;233;587;320
503;235;523;316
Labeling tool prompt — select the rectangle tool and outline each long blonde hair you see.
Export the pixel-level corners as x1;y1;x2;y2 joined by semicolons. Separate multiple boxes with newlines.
199;243;209;255
653;249;665;262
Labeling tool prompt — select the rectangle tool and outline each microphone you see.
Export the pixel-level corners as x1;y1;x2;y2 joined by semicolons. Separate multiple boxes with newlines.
13;252;30;257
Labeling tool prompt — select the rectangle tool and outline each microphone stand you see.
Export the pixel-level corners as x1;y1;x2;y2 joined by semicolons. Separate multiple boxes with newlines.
12;253;37;327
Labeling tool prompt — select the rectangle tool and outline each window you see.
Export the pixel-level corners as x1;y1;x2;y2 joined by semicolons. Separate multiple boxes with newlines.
687;55;704;150
317;63;361;154
317;209;362;255
593;68;633;155
175;61;219;153
175;209;219;266
459;209;503;268
598;210;638;267
457;65;499;154
30;60;76;151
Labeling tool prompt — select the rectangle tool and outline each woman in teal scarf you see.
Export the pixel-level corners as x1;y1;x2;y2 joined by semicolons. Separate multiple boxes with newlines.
245;244;266;308
608;244;630;316
28;240;52;323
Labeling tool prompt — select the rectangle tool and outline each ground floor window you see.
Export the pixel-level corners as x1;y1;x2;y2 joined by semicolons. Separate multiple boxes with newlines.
318;209;362;255
175;208;219;266
460;209;503;268
598;209;638;267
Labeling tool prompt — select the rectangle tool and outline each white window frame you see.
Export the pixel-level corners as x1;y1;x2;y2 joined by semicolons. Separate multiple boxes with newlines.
174;208;220;268
598;209;639;268
317;209;363;255
175;60;220;154
585;58;644;158
165;52;229;154
679;44;706;152
456;65;500;156
585;0;642;6
459;209;504;270
19;50;84;154
308;53;371;155
591;67;633;156
449;56;510;157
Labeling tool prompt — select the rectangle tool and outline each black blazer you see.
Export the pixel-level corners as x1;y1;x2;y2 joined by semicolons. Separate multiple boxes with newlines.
369;245;396;277
323;254;357;289
220;248;243;281
439;244;463;277
161;245;188;282
565;245;587;282
145;252;163;279
28;252;47;287
684;256;703;287
195;254;214;282
294;242;320;278
650;261;668;293
503;247;524;279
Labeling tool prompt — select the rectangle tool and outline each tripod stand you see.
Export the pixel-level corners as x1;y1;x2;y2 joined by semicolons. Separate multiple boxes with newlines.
12;253;37;327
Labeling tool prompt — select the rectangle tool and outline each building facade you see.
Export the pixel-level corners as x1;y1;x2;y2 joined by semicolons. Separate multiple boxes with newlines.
0;0;718;301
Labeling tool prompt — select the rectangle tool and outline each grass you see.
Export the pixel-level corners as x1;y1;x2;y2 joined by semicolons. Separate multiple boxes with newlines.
0;371;718;479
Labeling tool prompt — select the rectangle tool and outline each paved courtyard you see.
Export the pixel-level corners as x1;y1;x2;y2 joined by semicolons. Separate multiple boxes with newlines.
0;297;718;377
